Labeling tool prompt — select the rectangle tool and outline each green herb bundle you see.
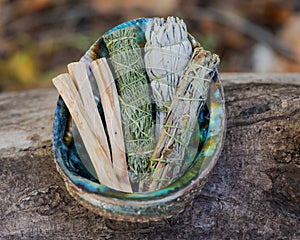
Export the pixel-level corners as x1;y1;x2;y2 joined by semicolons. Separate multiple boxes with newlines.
103;28;154;187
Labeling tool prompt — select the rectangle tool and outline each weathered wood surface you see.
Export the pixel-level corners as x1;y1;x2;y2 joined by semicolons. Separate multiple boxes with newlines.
0;73;299;239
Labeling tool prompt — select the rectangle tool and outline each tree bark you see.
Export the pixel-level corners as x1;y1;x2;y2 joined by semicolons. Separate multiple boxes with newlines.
0;73;300;240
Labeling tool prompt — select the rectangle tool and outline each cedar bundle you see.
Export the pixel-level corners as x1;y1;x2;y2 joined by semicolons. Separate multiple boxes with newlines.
103;28;154;186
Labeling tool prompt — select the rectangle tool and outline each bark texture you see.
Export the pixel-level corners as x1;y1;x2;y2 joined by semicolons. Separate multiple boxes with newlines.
0;73;300;240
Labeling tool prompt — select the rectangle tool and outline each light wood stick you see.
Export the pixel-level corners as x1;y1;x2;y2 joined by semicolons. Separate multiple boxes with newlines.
52;73;132;192
90;58;131;189
67;62;111;163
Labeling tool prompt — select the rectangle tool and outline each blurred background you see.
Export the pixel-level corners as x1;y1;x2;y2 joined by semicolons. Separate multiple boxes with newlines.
0;0;299;92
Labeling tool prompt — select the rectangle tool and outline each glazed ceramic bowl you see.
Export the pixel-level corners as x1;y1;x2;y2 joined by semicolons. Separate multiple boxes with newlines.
53;18;226;222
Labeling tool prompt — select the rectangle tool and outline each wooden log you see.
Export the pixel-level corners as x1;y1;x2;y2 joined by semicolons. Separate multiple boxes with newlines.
0;73;299;239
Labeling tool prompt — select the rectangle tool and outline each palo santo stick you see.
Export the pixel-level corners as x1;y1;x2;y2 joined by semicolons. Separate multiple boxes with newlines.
90;58;131;189
52;73;132;192
68;62;133;191
67;62;111;163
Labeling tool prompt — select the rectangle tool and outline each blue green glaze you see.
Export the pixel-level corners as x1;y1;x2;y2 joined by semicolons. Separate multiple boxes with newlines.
53;18;226;221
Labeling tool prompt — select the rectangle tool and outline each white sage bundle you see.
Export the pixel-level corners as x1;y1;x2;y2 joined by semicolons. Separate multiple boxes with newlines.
144;16;192;138
148;47;220;191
